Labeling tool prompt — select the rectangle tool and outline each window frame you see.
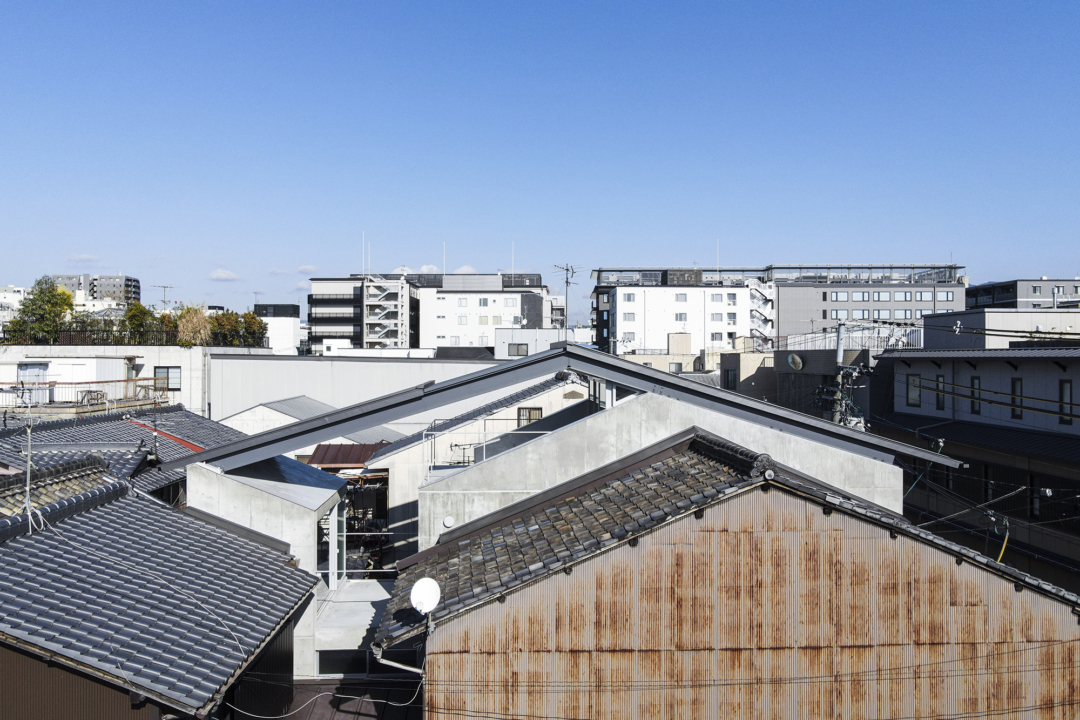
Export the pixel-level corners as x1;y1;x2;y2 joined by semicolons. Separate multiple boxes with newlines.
1061;379;1073;425
935;374;946;411
507;343;529;357
1011;377;1023;419
970;376;981;415
153;366;181;392
906;374;922;407
516;407;543;427
674;313;688;322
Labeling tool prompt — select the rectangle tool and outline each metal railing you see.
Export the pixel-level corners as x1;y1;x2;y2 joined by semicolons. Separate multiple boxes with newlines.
0;377;169;409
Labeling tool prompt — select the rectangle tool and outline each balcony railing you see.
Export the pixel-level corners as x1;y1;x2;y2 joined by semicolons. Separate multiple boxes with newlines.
0;377;168;409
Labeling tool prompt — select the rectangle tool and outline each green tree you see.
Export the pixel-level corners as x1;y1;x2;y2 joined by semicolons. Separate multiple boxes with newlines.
124;301;152;342
241;311;268;346
209;309;242;346
4;276;74;344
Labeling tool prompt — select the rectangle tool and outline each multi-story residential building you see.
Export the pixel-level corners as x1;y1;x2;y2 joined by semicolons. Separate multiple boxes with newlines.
254;304;302;355
51;273;141;304
591;264;967;354
416;273;552;348
307;274;420;352
967;277;1080;310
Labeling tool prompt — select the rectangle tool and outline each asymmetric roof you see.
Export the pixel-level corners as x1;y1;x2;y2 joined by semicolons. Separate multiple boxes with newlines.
375;427;1078;649
162;346;959;473
231;395;406;445
0;471;317;716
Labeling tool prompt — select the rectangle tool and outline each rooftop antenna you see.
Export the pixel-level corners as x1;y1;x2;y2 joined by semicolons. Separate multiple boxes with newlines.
16;382;41;534
362;231;366;278
151;285;174;312
512;241;515;281
443;241;446;276
253;290;262;309
554;264;578;344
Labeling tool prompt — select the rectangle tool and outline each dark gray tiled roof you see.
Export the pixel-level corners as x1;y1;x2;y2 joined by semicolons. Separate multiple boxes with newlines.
375;429;1080;648
368;375;584;463
0;456;113;517
0;405;246;493
0;478;317;714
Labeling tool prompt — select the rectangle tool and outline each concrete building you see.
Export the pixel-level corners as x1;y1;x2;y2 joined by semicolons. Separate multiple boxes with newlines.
922;307;1080;350
493;327;587;359
375;428;1080;720
592;264;967;352
416;273;552;349
307;274;419;352
255;303;303;355
51;273;141;304
967;277;1080;309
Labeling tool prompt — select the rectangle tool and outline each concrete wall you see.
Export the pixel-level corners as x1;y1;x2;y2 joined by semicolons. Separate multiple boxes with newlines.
417;287;546;348
719;352;777;401
265;316;301;355
923;309;1080;350
493;327;585;359
206;354;505;421
608;286;753;356
186;462;331;679
369;382;587;558
418;391;905;550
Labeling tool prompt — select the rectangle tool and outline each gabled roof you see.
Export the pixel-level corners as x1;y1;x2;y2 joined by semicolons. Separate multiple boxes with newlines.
0;405;246;493
231;396;406;445
161;345;960;473
367;375;583;463
0;472;317;716
374;427;1078;649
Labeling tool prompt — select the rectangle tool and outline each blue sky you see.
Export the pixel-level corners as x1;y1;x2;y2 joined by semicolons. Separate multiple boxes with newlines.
1;2;1077;322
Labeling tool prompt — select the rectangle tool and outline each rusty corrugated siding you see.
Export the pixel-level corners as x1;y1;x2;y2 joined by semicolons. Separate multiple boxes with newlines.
0;642;160;719
423;489;1080;719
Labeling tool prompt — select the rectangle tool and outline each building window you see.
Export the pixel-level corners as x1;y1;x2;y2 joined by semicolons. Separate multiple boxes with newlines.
479;316;488;325
874;309;891;320
822;292;828;301
727;293;737;306
450;336;460;345
479;298;489;307
906;374;921;407
822;310;828;320
478;335;488;345
623;293;635;302
710;313;723;322
675;293;687;302
602;311;608;320
513;315;521;324
458;315;467;325
851;309;869;320
936;375;946;411
436;315;446;319
873;291;891;302
623;332;635;342
711;332;723;341
1011;377;1023;419
1032;303;1043;308
723;369;737;390
727;313;737;325
830;291;849;302
1055;286;1065;295
505;298;517;307
831;309;849;320
642;362;652;368
493;316;503;325
668;362;683;373
675;313;687;321
458;297;467;306
896;291;912;302
915;309;925;319
727;332;736;344
623;313;636;321
1061;380;1073;425
517;407;542;427
937;291;954;302
915;291;932;302
971;376;981;415
711;293;723;302
153;366;181;391
896;310;912;319
508;343;529;357
852;291;869;302
1032;285;1042;295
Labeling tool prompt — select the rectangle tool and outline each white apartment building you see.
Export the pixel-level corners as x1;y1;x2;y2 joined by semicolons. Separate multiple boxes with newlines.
307;275;418;352
417;274;549;348
607;285;756;356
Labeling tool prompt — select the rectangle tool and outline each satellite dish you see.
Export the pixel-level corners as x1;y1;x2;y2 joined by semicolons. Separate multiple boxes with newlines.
787;353;804;371
410;577;442;615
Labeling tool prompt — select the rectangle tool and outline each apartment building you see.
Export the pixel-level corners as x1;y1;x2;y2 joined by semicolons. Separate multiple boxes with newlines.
307;274;419;352
592;264;967;354
417;273;551;349
51;273;141;304
967;278;1080;310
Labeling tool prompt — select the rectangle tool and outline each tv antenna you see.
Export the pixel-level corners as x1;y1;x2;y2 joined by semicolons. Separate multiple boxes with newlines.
554;264;578;344
15;382;42;534
253;291;263;309
151;285;174;312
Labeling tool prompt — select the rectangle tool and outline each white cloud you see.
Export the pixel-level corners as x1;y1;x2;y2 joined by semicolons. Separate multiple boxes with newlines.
269;268;288;275
452;265;477;274
295;281;310;291
298;265;317;274
69;254;102;267
419;264;440;273
209;269;240;281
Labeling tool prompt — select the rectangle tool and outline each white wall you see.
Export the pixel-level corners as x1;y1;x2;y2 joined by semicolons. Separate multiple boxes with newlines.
418;287;541;348
609;286;753;356
418;391;905;549
266;316;301;355
923;309;1080;350
493;327;584;359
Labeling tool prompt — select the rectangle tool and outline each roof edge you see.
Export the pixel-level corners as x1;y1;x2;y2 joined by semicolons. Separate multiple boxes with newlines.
0;478;129;544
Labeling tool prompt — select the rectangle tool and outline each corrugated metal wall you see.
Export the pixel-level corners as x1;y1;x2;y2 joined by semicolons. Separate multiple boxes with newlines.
0;642;160;719
424;489;1080;719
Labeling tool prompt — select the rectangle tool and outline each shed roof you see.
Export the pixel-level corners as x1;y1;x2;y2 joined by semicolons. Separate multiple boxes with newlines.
375;427;1079;648
309;443;390;468
0;469;317;716
232;395;406;445
224;455;347;511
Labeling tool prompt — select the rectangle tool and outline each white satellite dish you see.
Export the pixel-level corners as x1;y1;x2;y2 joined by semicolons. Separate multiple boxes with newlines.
410;577;442;615
787;353;804;371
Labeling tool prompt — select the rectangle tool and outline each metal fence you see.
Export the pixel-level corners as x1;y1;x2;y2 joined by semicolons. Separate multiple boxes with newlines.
27;328;270;347
0;377;168;409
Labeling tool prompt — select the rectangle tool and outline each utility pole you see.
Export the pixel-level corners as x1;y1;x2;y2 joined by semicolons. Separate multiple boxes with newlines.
831;322;846;424
554;264;577;344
